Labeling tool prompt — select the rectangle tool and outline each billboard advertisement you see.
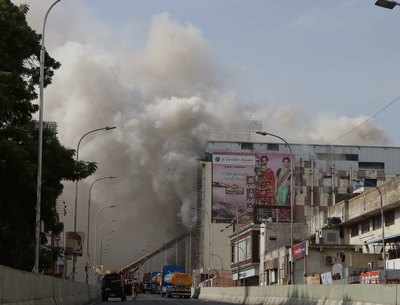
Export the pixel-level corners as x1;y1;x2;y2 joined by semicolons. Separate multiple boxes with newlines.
212;152;292;223
65;231;84;256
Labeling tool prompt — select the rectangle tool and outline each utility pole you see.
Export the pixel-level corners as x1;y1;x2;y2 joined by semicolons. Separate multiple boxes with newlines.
176;241;178;265
73;127;116;281
376;187;386;282
255;131;295;284
34;0;61;275
100;239;103;266
189;232;192;273
85;176;117;283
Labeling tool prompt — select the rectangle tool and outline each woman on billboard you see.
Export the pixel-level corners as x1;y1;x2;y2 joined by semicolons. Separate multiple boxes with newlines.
255;155;276;205
276;156;291;206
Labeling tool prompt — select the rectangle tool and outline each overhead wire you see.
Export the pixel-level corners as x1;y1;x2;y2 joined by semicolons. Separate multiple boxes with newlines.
331;95;400;144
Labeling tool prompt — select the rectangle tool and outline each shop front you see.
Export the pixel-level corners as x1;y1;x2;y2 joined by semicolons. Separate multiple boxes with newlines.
233;265;259;286
230;223;260;286
262;246;290;285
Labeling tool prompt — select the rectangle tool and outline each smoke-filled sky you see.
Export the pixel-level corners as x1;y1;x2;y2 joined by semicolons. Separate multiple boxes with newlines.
20;0;399;275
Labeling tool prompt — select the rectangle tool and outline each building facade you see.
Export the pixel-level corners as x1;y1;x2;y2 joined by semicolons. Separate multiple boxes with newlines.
197;141;400;285
318;178;400;265
259;222;308;285
230;224;260;286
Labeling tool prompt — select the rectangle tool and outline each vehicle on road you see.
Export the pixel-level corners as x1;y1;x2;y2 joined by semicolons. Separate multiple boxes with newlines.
143;272;152;293
151;272;161;294
161;265;192;298
101;272;127;302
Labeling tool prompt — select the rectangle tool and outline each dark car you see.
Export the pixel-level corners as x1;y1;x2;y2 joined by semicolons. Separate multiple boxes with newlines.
101;273;127;302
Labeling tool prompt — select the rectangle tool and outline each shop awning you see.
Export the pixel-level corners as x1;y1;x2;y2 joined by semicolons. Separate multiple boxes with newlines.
368;233;400;244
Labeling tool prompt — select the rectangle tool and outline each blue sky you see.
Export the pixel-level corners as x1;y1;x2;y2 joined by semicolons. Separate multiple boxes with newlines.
26;0;399;144
82;0;400;142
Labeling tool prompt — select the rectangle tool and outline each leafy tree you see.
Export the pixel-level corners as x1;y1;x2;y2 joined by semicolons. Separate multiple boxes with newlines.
0;0;97;271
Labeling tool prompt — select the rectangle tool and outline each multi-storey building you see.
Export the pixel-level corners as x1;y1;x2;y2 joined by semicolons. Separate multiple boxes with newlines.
321;178;400;262
197;141;400;284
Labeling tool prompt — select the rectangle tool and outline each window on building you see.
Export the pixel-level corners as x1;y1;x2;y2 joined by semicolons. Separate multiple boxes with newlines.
385;211;395;227
246;237;252;259
267;144;279;151
234;236;252;263
232;238;249;263
361;221;370;234
372;215;382;230
345;154;359;161
241;143;254;150
364;178;377;187
271;269;278;284
358;162;385;170
350;225;359;237
316;153;359;161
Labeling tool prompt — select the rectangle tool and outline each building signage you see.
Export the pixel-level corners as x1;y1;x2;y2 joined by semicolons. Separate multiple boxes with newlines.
292;240;308;260
321;272;333;285
360;271;382;284
306;274;321;285
65;231;84;256
213;154;255;166
212;152;293;223
255;206;291;223
232;267;257;281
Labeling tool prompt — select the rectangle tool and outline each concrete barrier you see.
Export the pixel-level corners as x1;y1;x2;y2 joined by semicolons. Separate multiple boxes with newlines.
199;285;400;305
0;265;99;305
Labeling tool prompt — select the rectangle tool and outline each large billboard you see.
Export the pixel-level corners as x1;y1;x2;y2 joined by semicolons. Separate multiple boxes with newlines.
212;152;292;223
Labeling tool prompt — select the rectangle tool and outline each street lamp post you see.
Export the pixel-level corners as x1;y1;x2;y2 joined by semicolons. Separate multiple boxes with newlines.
34;0;61;274
85;176;117;283
99;230;115;267
94;220;117;266
376;187;386;282
72;126;115;280
99;241;112;266
93;205;117;270
256;131;295;284
100;246;111;267
375;0;399;9
87;218;117;281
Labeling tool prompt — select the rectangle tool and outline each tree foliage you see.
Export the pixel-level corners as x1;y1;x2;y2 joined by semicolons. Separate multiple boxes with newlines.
0;0;97;271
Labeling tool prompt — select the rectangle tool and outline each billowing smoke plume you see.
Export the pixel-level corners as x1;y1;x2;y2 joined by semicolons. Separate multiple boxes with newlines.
22;1;390;272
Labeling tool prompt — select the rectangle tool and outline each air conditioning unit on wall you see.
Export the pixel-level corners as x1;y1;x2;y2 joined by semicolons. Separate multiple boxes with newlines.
325;255;334;266
322;229;340;245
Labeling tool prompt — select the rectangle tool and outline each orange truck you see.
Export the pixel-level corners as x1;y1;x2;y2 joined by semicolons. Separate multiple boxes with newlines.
161;265;192;298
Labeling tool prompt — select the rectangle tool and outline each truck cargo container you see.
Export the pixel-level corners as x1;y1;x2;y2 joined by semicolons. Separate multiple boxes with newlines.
161;265;192;298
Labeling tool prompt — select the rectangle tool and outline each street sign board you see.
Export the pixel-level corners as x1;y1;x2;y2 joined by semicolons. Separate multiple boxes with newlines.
65;231;84;256
292;240;308;260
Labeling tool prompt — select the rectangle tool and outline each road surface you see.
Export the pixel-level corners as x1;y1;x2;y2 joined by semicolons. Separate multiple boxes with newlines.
94;293;223;305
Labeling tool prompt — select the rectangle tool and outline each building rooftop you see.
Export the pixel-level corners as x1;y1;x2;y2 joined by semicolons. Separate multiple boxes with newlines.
207;140;400;150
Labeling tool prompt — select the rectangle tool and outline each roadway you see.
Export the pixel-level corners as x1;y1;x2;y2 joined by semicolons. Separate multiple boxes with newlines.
94;293;223;305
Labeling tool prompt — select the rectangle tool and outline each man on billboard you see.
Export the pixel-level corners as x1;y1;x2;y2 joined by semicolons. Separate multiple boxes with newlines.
276;156;291;206
255;155;276;206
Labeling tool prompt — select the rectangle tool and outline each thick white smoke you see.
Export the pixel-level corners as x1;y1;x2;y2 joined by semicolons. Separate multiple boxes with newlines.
21;1;390;273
